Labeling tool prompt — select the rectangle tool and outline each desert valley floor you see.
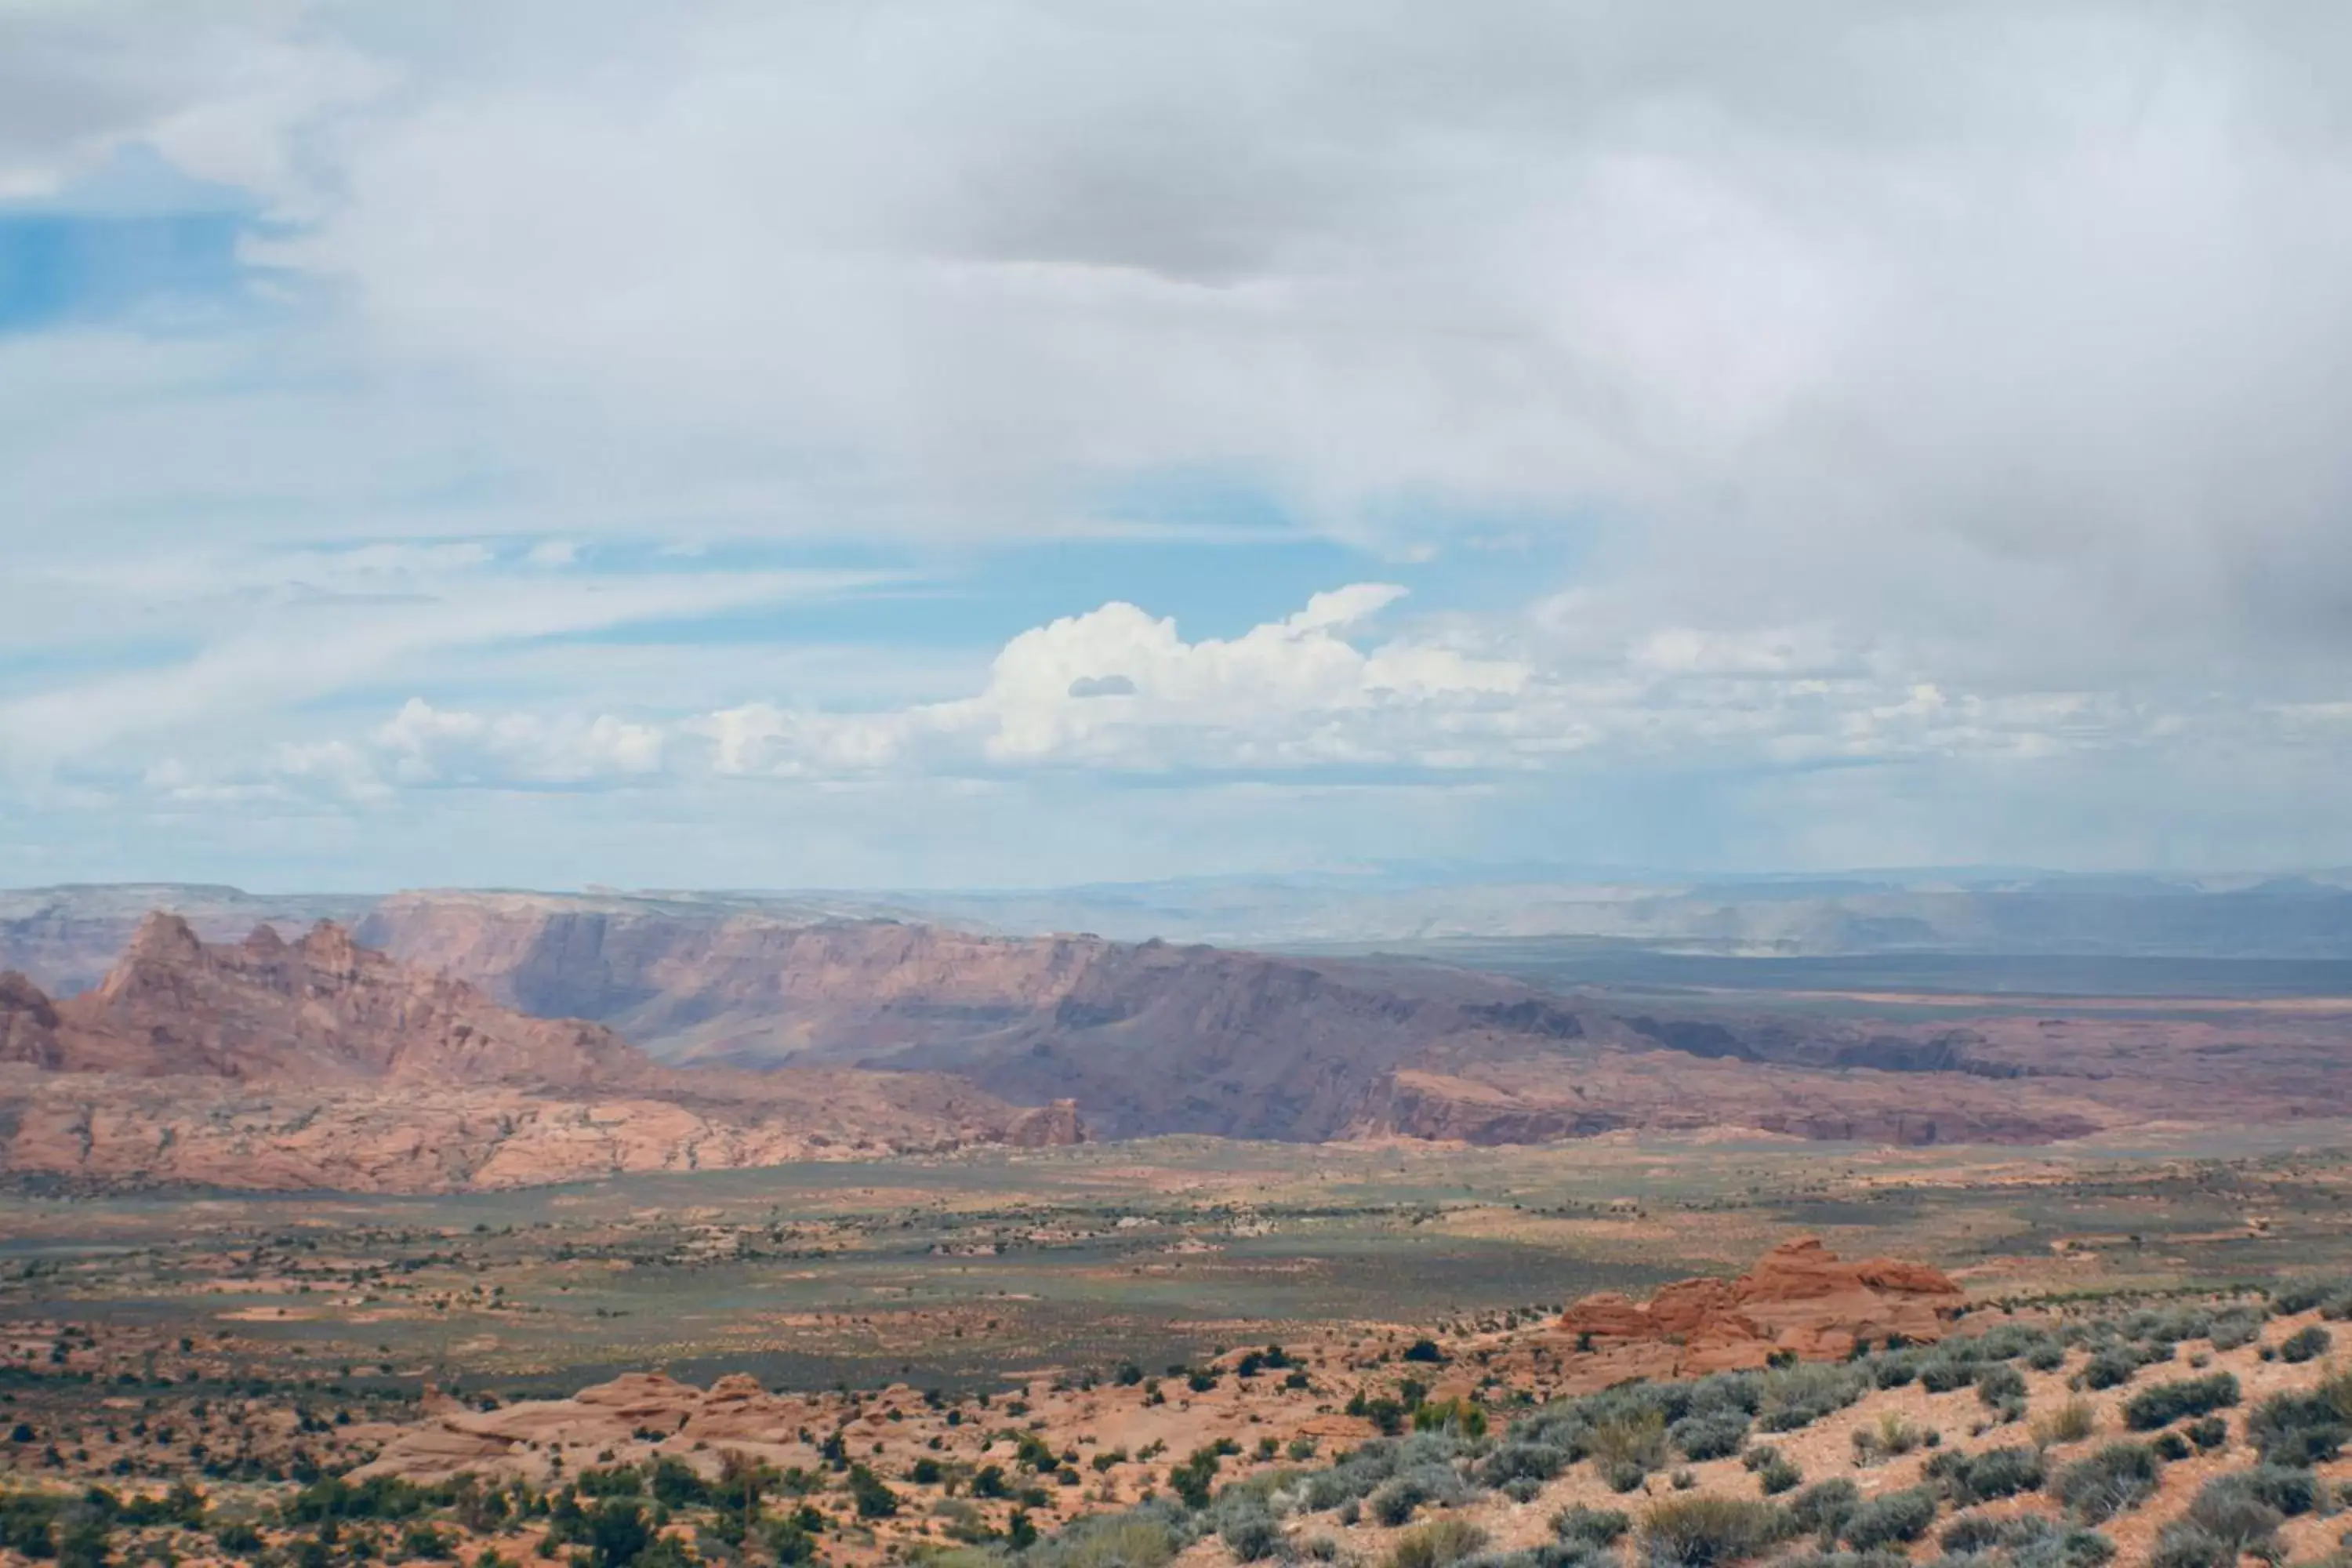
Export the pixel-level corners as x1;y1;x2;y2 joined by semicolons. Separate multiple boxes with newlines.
9;888;2352;1565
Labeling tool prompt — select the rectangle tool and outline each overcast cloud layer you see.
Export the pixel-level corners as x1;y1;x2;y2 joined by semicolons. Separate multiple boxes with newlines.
3;1;2351;889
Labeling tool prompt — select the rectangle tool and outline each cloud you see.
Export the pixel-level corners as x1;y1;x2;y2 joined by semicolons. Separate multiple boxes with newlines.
9;3;2352;881
694;583;1534;777
230;2;2352;664
0;3;385;203
0;541;890;777
374;699;665;786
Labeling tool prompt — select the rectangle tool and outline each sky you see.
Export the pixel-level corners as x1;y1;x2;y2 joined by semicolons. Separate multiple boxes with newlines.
4;1;2352;891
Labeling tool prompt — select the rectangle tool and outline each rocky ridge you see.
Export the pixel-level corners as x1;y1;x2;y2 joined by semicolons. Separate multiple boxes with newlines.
0;916;1077;1192
354;892;2137;1145
1555;1236;1965;1381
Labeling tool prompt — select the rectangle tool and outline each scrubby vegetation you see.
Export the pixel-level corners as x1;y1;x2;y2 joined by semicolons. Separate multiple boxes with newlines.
2121;1373;2240;1431
23;1194;2352;1568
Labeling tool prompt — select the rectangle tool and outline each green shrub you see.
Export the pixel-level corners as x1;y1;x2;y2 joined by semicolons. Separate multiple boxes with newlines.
1168;1448;1220;1509
2247;1385;2352;1465
1550;1505;1629;1548
1975;1364;2028;1408
1477;1442;1570;1486
848;1464;899;1519
2271;1279;2344;1314
1385;1518;1485;1568
1637;1494;1788;1568
1787;1479;1860;1541
2147;1523;2236;1568
1838;1487;1937;1550
2122;1374;2240;1432
1940;1511;2114;1567
1026;1506;1183;1568
2209;1310;2265;1351
215;1522;266;1554
1221;1508;1280;1562
1754;1455;1802;1497
585;1499;651;1568
1370;1467;1463;1526
2036;1396;2098;1446
1755;1364;1865;1433
1669;1410;1749;1462
2184;1415;2227;1451
400;1523;455;1559
2050;1443;2161;1523
2078;1350;2141;1391
1918;1356;1975;1394
2280;1324;2332;1363
1585;1408;1669;1473
2178;1474;2295;1559
1934;1444;2045;1504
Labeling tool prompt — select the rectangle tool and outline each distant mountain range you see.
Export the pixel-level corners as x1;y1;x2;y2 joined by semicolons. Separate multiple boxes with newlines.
9;869;2352;1001
9;882;2352;1192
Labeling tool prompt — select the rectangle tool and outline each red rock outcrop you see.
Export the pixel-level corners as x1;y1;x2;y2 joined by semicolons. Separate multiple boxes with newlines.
44;913;649;1088
1558;1237;1965;1377
0;971;64;1069
0;916;1080;1193
354;1370;833;1482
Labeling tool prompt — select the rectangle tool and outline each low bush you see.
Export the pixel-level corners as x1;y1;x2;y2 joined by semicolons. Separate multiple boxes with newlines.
2122;1374;2239;1432
1933;1444;2045;1504
2280;1323;2332;1363
1584;1409;1669;1475
1867;1352;1919;1390
1786;1479;1860;1542
2208;1310;2265;1352
1918;1356;1976;1395
2218;1465;2319;1517
1477;1442;1570;1487
2176;1475;2292;1561
2147;1523;2237;1568
2049;1443;2161;1523
1975;1364;2029;1409
1838;1487;1937;1550
1637;1494;1788;1568
1549;1506;1629;1548
2247;1383;2352;1465
2036;1398;2098;1445
1669;1410;1749;1463
1368;1467;1465;1528
1221;1509;1281;1563
1755;1364;1865;1433
1386;1518;1487;1568
2078;1350;2142;1392
2270;1279;2346;1315
1754;1455;1802;1497
1850;1410;1927;1465
1940;1511;2115;1568
1028;1509;1187;1568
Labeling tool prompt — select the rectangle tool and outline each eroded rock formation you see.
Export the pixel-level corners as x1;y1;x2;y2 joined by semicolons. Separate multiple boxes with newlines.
1557;1236;1965;1378
0;917;1078;1193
